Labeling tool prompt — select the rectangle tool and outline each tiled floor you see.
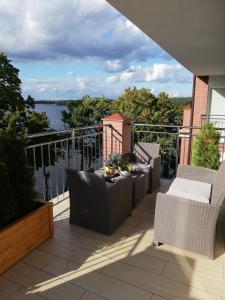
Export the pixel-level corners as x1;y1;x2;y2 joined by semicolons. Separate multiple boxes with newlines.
1;180;225;300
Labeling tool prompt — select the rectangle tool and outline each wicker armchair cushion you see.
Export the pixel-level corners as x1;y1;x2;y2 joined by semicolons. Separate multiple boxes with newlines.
167;177;212;204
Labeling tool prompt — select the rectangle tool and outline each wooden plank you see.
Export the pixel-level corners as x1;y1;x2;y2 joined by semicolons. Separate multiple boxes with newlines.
0;211;49;253
0;202;52;240
0;202;54;274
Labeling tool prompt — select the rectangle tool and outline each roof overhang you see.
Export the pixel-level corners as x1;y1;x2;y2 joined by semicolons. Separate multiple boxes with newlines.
106;0;225;76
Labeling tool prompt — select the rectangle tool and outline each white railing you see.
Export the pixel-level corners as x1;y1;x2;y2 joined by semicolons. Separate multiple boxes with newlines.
133;124;225;178
26;125;106;201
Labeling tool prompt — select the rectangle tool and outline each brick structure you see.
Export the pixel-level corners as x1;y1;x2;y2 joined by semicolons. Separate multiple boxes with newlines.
192;76;209;128
102;113;131;163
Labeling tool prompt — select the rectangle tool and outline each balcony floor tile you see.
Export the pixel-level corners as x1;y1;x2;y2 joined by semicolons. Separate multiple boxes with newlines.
1;179;225;300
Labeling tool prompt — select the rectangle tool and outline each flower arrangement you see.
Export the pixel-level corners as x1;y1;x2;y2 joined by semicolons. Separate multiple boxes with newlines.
105;153;133;176
105;153;122;167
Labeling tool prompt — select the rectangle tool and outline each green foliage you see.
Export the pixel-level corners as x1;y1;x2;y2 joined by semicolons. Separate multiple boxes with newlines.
63;87;184;128
117;162;133;172
112;87;156;122
192;123;221;170
105;153;122;167
0;53;24;122
112;88;182;125
62;95;111;128
25;110;49;134
0;128;36;229
169;97;192;106
0;53;50;227
0;53;49;132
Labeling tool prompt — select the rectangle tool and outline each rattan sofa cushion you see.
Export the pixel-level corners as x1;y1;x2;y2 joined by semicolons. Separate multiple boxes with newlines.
167;177;212;203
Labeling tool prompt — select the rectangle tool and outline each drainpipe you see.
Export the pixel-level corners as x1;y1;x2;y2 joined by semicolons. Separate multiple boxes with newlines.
188;75;196;164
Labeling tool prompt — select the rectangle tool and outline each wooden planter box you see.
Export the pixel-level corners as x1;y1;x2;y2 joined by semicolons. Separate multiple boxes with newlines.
0;201;54;274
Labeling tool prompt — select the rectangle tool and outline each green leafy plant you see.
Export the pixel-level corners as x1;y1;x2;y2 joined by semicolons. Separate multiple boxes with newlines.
117;162;133;172
0;53;49;132
105;153;122;167
192;123;221;170
0;128;36;229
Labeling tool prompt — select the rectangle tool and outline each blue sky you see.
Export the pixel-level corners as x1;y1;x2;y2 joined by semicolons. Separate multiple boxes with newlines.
0;0;193;100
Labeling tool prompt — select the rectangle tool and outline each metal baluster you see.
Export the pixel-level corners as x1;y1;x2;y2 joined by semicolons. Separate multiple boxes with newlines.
54;142;59;201
60;141;65;199
99;133;101;168
72;129;75;169
40;145;45;201
94;134;97;170
82;136;85;171
175;127;180;173
48;144;53;201
33;147;36;170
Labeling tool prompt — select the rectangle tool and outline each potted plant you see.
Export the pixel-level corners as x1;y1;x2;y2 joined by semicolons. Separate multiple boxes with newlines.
117;161;133;176
0;129;53;274
105;153;122;175
192;123;221;170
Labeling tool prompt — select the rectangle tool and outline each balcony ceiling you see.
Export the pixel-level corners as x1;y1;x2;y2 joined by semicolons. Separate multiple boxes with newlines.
106;0;225;76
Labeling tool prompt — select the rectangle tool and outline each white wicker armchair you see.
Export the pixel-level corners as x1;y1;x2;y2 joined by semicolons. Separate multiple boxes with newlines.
154;161;225;259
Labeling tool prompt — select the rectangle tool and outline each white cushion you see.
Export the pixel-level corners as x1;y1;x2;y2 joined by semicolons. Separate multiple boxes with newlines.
167;177;211;203
130;163;150;173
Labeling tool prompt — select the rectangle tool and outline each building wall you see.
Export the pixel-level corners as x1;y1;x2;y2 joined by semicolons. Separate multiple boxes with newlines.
208;75;225;116
192;76;209;128
181;75;225;165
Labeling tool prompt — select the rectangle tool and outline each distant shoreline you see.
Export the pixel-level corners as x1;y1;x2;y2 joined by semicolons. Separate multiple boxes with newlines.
35;97;192;106
35;100;82;105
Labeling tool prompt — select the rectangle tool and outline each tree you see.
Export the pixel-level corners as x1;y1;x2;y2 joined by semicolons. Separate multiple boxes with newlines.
192;123;221;170
62;95;112;128
61;96;112;171
112;87;156;122
0;53;24;125
112;87;182;125
0;53;52;201
0;53;49;132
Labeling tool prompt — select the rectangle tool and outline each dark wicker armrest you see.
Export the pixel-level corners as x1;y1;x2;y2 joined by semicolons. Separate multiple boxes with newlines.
176;164;216;184
149;155;161;192
150;155;161;168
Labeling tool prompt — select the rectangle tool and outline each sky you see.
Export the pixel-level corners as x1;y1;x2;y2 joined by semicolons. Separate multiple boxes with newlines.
0;0;193;100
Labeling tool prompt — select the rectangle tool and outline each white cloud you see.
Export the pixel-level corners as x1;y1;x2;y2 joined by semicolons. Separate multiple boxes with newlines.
75;77;86;90
106;75;118;84
21;63;192;100
0;0;166;63
120;71;133;81
104;59;128;72
67;71;75;76
117;63;191;84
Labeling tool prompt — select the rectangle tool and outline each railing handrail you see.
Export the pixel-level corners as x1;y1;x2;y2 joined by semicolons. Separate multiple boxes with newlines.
132;123;201;129
28;124;104;139
201;114;225;118
26;131;105;149
133;123;225;131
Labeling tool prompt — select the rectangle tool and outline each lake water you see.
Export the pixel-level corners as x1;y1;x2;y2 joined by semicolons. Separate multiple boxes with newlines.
33;104;103;200
36;104;68;130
